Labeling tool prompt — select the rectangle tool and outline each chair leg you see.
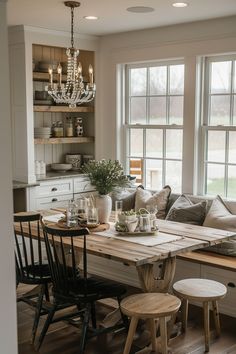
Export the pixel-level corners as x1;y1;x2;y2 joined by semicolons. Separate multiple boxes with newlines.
159;317;168;354
31;284;45;344
44;283;50;302
203;301;210;352
35;304;57;351
182;298;188;333
91;302;97;329
79;305;90;354
123;316;138;354
117;296;129;332
148;318;157;353
212;300;221;338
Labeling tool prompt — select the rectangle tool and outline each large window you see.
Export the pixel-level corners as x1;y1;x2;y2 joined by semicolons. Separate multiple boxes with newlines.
202;56;236;198
125;61;184;192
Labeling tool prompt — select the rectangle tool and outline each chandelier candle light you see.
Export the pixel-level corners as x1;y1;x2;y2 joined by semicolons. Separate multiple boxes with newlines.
46;1;96;107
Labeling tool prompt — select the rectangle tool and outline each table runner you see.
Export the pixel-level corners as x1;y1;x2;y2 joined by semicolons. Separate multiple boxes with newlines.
95;223;183;247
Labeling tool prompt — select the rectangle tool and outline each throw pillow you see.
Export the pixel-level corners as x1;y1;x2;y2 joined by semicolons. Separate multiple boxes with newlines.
111;189;136;211
166;194;207;225
203;195;236;232
134;185;171;219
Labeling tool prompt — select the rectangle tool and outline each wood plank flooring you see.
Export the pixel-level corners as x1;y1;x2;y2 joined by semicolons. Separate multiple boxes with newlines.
17;286;236;354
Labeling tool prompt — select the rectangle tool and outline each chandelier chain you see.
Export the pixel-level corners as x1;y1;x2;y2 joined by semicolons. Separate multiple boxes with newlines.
71;5;74;48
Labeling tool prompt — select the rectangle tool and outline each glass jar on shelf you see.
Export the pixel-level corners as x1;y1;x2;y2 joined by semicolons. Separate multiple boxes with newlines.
54;121;64;137
65;117;73;137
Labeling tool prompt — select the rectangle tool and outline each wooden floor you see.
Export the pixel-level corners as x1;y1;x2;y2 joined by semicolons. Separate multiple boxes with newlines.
17;287;236;354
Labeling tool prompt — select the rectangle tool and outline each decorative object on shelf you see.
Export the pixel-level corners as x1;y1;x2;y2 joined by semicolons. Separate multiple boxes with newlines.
65;117;73;137
34;160;46;176
53;121;64;137
82;159;130;223
65;153;82;170
46;1;96;108
75;117;83;136
51;163;72;172
83;155;94;165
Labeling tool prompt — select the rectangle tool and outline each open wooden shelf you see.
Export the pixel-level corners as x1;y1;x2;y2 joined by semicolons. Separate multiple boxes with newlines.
33;71;89;83
33;105;94;113
34;137;94;145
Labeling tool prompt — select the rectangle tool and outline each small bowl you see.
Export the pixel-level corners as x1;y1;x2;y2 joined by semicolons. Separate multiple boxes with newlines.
51;163;72;172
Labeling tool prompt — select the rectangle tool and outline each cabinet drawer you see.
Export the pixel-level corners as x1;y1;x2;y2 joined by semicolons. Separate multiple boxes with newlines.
36;194;73;210
36;179;73;197
73;177;95;193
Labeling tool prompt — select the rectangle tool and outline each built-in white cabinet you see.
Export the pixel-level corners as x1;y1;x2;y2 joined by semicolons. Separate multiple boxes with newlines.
173;258;236;317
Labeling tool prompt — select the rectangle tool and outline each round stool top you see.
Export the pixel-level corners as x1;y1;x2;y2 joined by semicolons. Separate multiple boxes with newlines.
121;293;181;318
173;278;227;301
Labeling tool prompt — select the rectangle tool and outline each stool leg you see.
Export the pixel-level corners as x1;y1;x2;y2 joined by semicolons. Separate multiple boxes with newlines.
182;298;188;333
203;301;210;352
159;317;168;354
123;317;138;354
212;300;221;338
148;318;157;352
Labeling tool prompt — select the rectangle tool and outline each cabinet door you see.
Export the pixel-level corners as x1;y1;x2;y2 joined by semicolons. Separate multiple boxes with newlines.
36;194;73;210
36;179;73;198
73;177;95;193
173;259;201;283
201;265;236;318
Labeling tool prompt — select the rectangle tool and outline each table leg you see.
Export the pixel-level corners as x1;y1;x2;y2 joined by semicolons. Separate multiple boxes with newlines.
136;257;176;293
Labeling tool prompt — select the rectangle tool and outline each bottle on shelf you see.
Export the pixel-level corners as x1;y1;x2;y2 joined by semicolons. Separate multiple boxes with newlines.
65;117;73;137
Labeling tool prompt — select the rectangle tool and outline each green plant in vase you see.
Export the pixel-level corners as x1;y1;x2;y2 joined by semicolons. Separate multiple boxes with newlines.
82;159;130;223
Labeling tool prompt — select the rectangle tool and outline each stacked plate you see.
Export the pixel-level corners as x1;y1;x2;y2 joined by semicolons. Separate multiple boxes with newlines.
34;127;51;139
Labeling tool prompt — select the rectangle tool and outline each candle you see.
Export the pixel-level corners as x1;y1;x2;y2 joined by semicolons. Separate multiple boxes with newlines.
78;62;82;76
89;64;93;85
48;67;53;87
57;63;62;88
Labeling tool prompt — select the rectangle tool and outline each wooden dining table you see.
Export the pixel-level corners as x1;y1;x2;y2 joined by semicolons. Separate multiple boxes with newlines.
15;209;236;294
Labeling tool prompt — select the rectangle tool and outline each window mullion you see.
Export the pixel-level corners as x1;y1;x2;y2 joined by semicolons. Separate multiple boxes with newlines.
163;129;166;186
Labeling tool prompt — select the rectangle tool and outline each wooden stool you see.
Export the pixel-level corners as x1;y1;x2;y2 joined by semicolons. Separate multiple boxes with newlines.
121;293;181;354
173;278;227;352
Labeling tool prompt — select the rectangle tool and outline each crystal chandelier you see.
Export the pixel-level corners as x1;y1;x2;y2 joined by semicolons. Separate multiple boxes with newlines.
46;1;96;108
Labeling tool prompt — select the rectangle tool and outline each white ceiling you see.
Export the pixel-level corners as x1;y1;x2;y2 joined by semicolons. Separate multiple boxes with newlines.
7;0;236;36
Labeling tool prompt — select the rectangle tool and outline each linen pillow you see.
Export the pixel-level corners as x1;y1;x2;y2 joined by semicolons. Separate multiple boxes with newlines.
203;195;236;232
134;185;171;219
166;194;207;225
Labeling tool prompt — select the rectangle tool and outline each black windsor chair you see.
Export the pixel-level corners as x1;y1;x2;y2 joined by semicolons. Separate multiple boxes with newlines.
14;213;51;344
38;220;127;353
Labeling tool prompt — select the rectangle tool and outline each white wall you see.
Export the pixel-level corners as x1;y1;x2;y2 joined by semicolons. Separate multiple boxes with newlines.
97;15;236;194
0;0;18;353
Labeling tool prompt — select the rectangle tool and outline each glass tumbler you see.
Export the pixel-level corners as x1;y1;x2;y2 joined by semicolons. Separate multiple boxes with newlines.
87;207;99;226
76;198;88;224
115;200;123;222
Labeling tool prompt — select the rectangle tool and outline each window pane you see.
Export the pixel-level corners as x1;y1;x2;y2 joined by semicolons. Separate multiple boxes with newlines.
228;166;236;198
130;97;146;124
233;95;236;125
210;61;231;94
229;131;236;164
149;66;167;95
209;95;230;125
130;129;143;157
129;158;143;185
207;131;225;163
150;97;166;124
169;65;184;95
165;161;182;193
206;163;225;195
146;129;163;158
130;68;147;96
166;129;183;159
146;159;163;190
169;96;183;124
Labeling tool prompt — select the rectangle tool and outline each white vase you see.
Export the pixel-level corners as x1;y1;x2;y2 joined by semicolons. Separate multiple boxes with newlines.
96;194;112;223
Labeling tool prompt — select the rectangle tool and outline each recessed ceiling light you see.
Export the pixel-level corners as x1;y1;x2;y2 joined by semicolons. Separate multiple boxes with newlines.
126;6;155;13
84;15;98;20
172;2;188;7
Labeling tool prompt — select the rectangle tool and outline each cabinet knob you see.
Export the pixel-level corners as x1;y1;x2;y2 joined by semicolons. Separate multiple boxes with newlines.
51;187;58;192
227;282;236;288
51;198;58;202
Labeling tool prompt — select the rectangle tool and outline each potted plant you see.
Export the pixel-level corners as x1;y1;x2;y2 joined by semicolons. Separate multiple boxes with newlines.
82;159;130;223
